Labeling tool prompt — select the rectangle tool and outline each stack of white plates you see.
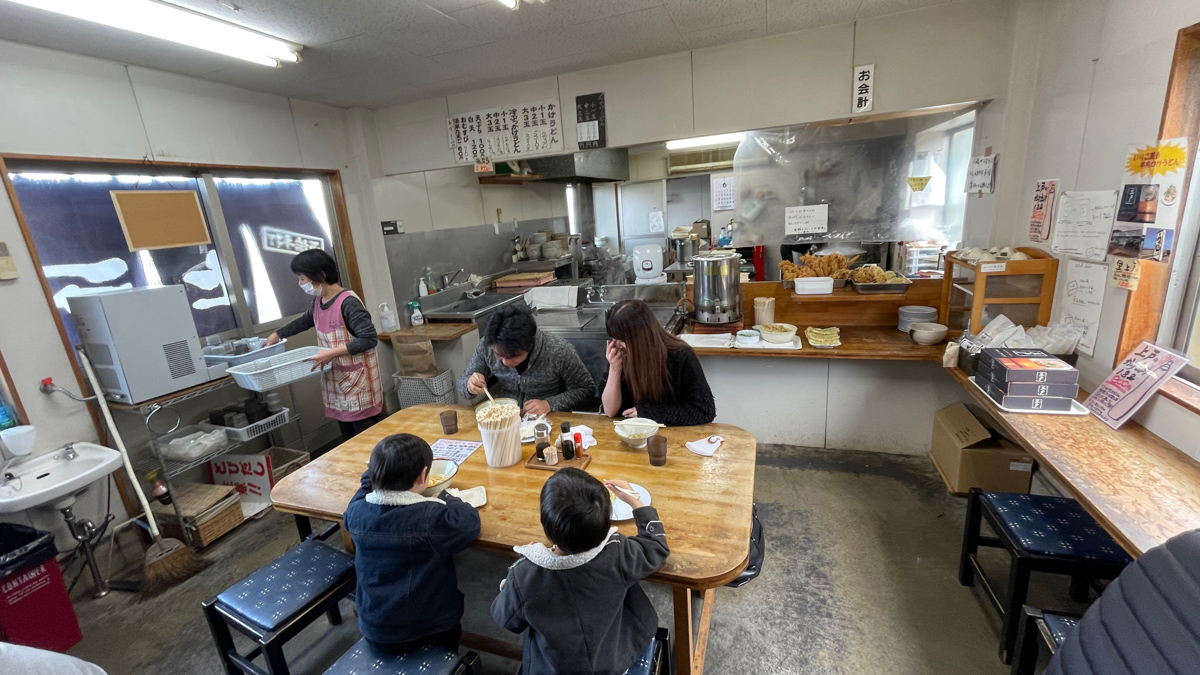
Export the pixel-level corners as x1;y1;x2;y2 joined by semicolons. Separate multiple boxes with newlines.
898;305;939;331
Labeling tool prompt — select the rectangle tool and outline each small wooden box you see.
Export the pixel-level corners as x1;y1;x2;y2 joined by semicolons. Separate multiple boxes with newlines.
152;483;244;548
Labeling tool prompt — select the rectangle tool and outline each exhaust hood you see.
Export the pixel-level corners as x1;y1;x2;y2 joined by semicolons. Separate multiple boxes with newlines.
522;148;629;183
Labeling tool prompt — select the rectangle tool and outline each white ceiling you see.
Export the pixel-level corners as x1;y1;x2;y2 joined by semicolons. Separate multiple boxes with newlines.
0;0;955;109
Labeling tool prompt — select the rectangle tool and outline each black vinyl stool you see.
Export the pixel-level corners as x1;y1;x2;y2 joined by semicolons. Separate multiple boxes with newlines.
1010;606;1079;675
203;527;356;675
958;489;1131;664
322;642;480;675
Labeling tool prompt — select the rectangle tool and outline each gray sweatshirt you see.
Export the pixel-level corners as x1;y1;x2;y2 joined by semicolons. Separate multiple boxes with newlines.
456;330;595;411
490;506;669;675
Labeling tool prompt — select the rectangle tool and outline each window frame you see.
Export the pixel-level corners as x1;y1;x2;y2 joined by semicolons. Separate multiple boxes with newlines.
0;152;364;428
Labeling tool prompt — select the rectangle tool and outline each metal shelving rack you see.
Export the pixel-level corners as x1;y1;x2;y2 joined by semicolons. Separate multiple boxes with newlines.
110;377;301;547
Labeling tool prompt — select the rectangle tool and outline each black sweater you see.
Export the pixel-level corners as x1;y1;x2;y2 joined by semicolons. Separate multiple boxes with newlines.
600;346;716;426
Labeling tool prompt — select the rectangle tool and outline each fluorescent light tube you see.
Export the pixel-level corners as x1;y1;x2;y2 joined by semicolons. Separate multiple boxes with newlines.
496;0;519;8
665;132;746;150
4;0;302;67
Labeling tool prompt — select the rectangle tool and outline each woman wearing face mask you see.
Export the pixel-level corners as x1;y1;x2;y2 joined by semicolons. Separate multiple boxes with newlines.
265;249;384;440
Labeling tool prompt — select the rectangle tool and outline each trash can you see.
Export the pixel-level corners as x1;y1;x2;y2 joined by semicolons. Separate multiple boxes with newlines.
0;523;82;652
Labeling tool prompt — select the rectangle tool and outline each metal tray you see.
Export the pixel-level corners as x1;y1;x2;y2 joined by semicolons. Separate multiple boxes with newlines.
850;281;911;294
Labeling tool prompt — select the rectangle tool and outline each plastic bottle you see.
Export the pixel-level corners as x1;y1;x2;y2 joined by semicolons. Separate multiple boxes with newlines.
378;302;399;333
573;432;584;458
418;279;429;297
408;301;425;327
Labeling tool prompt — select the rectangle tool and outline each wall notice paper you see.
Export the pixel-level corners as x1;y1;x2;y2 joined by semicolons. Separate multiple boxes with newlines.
852;63;875;114
1111;256;1141;291
448;98;562;164
1050;190;1118;261
1028;179;1059;243
713;177;737;211
575;92;606;150
1059;259;1107;356
648;209;664;233
430;439;482;465
785;204;829;235
0;241;17;280
965;155;997;193
1109;138;1189;263
1084;341;1189;429
906;176;932;192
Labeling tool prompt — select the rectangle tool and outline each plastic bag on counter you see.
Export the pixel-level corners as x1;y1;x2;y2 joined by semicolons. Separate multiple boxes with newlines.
956;314;1084;355
163;429;228;461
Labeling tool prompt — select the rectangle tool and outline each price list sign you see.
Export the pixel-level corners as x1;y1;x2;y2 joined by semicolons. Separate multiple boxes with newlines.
448;98;562;164
575;92;606;149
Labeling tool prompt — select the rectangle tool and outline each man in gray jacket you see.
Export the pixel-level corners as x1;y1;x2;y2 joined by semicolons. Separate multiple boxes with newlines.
457;306;595;415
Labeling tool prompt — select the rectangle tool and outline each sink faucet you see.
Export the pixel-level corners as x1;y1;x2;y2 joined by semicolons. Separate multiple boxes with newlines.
440;268;465;289
55;443;78;461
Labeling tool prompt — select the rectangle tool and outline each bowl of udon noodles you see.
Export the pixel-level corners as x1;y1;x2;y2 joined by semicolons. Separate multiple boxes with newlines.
421;459;459;496
614;417;660;449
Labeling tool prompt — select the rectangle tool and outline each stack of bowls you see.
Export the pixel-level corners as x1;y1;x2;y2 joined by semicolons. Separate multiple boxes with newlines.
898;305;939;332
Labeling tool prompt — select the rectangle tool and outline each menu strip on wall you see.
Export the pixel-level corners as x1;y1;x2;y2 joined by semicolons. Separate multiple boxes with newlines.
448;99;562;164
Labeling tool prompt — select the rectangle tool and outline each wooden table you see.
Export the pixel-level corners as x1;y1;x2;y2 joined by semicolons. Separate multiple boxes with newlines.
272;404;758;674
692;325;947;361
379;323;478;342
950;368;1200;557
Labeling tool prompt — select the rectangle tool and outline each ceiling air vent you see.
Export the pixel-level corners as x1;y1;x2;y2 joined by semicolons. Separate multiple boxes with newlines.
667;147;737;174
163;340;196;379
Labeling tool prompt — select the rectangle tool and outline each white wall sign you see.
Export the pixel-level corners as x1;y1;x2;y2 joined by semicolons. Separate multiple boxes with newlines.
852;64;875;114
785;204;829;235
648;209;664;233
1059;258;1107;356
965;155;997;193
712;177;736;211
447;98;562;164
1050;190;1118;261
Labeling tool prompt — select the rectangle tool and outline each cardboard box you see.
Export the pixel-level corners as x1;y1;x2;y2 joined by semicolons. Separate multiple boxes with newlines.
976;363;1079;397
929;403;1034;495
979;348;1079;384
979;378;1075;411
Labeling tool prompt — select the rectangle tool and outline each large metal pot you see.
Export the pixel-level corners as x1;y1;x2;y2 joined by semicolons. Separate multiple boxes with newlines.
692;250;742;323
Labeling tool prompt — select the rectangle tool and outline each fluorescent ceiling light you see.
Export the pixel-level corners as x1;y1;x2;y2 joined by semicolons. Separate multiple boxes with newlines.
665;132;746;150
495;0;518;8
4;0;302;67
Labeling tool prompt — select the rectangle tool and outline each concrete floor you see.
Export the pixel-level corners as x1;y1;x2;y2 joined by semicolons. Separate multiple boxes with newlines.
65;445;1089;674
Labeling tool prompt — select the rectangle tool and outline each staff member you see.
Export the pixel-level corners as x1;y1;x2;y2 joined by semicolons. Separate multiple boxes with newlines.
266;249;384;439
457;306;595;416
601;299;716;426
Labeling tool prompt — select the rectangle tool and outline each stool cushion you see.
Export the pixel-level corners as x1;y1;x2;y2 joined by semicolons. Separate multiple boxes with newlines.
622;637;659;675
323;640;460;675
1041;613;1078;648
981;493;1133;564
217;539;354;631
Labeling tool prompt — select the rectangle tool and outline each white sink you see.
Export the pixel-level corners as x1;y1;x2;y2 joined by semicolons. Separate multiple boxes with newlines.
0;443;123;514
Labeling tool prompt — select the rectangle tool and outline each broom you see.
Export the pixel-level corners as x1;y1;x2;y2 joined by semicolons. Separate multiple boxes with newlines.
78;349;209;596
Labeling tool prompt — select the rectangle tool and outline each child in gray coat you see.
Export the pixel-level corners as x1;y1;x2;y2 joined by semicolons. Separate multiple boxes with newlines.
490;468;669;675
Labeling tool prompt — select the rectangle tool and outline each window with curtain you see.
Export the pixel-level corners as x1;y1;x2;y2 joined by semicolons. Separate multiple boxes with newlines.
7;171;238;342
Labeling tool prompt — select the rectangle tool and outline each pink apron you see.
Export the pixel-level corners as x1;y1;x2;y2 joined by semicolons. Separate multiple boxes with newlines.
314;291;383;422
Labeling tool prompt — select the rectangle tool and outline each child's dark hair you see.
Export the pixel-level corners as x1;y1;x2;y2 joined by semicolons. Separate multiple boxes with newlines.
290;248;340;285
485;305;538;358
539;468;611;554
368;434;433;491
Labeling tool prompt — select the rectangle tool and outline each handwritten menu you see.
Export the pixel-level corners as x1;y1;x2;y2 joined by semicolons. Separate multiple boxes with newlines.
1059;259;1106;356
430;439;482;464
785;204;829;235
1050;190;1118;261
448;99;562;164
965;155;997;193
1111;257;1141;291
1084;341;1189;429
1028;179;1058;242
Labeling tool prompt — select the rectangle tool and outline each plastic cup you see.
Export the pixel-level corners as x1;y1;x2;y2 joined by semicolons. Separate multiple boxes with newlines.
440;410;458;435
647;435;667;466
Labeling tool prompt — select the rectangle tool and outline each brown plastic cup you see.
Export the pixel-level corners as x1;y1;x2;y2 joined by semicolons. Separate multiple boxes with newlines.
439;410;458;434
647;435;667;466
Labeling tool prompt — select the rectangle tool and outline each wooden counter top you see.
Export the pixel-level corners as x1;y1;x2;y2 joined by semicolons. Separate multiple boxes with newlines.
950;367;1200;557
692;325;947;361
380;323;478;342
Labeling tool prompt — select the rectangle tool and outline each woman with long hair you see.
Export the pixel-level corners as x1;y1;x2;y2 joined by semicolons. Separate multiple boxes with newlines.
600;299;716;426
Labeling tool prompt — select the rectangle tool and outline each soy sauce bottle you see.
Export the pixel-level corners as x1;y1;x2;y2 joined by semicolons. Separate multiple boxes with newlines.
561;421;575;460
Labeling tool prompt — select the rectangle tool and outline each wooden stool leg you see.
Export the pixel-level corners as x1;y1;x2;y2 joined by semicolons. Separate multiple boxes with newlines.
263;639;291;675
326;601;343;626
1069;575;1090;602
1000;557;1032;664
202;602;241;675
959;488;983;586
1010;607;1042;675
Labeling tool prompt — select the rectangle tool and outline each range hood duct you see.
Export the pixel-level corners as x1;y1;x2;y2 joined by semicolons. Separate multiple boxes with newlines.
523;148;629;183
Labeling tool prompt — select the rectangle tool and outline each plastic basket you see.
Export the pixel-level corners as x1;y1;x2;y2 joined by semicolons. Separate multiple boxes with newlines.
394;370;456;408
224;408;290;442
228;347;328;392
203;340;286;367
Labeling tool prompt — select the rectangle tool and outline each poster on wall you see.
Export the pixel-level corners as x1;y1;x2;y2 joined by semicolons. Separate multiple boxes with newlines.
1050;190;1118;261
1108;138;1189;262
447;99;562;164
1059;258;1106;356
713;177;736;211
965;155;997;193
575;92;606;150
1111;256;1141;291
852;64;874;114
1084;341;1189;429
785;204;829;235
1028;179;1059;243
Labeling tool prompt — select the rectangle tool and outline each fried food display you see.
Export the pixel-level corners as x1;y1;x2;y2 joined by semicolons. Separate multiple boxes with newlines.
778;252;860;280
850;266;911;284
804;326;841;346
